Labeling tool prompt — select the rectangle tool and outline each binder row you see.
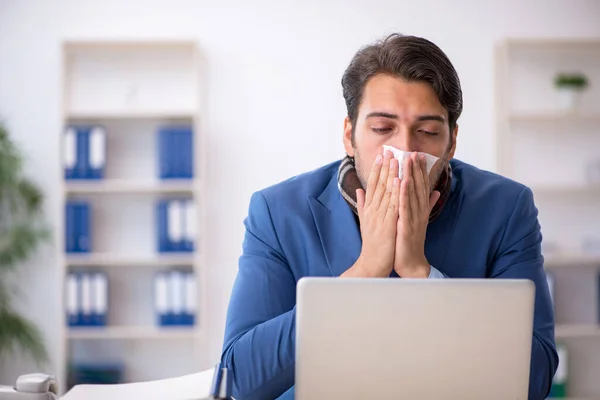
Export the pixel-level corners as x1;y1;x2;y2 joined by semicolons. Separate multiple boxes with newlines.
156;199;197;252
64;126;106;180
66;272;108;327
154;270;197;326
64;124;193;180
158;126;194;179
65;201;91;253
65;199;197;253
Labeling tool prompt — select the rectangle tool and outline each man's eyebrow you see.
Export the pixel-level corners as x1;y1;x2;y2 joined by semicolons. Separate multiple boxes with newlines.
365;111;398;119
365;112;446;123
416;114;446;123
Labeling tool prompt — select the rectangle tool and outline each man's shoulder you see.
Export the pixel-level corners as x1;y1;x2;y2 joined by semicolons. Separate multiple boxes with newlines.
451;159;531;206
255;160;340;206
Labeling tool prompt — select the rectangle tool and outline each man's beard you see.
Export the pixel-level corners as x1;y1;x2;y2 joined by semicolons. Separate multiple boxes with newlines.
354;149;449;194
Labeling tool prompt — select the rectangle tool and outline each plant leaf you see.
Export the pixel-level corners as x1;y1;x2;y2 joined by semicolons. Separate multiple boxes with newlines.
0;222;50;270
17;178;44;214
0;308;48;365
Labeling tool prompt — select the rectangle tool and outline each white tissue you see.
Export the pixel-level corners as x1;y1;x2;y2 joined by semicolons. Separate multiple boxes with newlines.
382;145;439;180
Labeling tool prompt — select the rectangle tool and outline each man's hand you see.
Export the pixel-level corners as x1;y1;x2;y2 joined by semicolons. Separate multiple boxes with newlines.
342;150;400;278
393;153;441;278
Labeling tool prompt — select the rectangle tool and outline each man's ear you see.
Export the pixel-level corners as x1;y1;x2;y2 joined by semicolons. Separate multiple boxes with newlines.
447;124;459;160
343;116;355;157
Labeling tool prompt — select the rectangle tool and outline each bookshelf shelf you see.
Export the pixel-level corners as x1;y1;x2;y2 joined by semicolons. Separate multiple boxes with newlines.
65;180;197;195
65;253;196;268
544;254;600;268
509;112;600;124
555;324;600;339
67;326;201;340
530;184;600;196
67;110;197;120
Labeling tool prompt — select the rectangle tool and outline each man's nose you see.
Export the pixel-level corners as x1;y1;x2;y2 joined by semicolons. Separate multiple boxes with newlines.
391;131;417;153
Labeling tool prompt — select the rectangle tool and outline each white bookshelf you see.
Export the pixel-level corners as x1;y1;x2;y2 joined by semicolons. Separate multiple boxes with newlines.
496;38;600;398
56;40;208;393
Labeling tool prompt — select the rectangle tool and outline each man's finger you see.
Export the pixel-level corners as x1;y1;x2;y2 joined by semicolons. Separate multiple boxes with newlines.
371;150;392;208
380;157;398;210
407;158;418;223
356;188;365;216
365;153;383;206
386;177;401;222
412;153;427;212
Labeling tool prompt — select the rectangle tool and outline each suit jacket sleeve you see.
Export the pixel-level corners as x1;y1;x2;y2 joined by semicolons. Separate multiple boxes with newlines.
221;191;296;400
489;186;559;400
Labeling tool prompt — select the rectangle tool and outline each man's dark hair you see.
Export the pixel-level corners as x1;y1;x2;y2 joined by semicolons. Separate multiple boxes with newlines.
341;33;463;142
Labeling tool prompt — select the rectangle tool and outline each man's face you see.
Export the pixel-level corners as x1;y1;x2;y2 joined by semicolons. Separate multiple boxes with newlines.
343;73;458;191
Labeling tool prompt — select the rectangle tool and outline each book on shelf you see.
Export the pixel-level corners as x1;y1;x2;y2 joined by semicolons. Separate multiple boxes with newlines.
153;269;197;327
64;125;106;180
65;201;92;253
156;199;195;253
66;271;108;327
157;125;194;180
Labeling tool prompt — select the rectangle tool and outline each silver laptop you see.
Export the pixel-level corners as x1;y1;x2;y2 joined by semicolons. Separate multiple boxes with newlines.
295;278;535;400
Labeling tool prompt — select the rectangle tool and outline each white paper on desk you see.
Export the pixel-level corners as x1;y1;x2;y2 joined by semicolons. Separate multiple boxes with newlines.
61;368;215;400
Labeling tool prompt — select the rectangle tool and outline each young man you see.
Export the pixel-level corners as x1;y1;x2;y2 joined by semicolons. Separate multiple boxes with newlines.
221;33;558;400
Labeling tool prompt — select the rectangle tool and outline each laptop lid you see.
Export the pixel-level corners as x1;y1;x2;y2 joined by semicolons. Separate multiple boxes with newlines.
295;278;534;400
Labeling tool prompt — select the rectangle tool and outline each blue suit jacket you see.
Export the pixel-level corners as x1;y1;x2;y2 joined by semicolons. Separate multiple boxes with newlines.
221;159;558;400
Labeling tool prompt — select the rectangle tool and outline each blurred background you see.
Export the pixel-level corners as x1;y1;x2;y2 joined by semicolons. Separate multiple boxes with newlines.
0;0;599;398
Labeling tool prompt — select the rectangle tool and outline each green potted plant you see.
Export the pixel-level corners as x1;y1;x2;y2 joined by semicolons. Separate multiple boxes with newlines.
554;72;589;111
0;120;50;367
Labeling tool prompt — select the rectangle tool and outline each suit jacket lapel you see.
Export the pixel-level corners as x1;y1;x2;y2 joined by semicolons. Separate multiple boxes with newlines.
308;173;362;277
424;175;461;272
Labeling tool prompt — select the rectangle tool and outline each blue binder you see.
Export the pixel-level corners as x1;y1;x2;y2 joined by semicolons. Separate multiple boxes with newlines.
170;270;184;326
75;128;91;180
76;202;91;253
66;272;80;326
64;128;77;180
154;271;170;326
172;130;183;179
79;272;93;326
157;126;193;179
88;126;106;180
158;128;173;179
65;203;76;253
184;271;196;326
183;128;194;179
183;200;195;253
170;200;185;252
156;200;170;252
92;272;108;326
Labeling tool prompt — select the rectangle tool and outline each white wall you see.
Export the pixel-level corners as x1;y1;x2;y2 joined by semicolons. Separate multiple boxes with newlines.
0;0;599;384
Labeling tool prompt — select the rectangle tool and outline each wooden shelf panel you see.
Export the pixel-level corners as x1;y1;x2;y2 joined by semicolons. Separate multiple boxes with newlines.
66;110;197;120
555;324;600;339
65;253;195;268
544;254;600;268
67;326;200;340
530;184;600;195
65;180;197;195
509;112;600;124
